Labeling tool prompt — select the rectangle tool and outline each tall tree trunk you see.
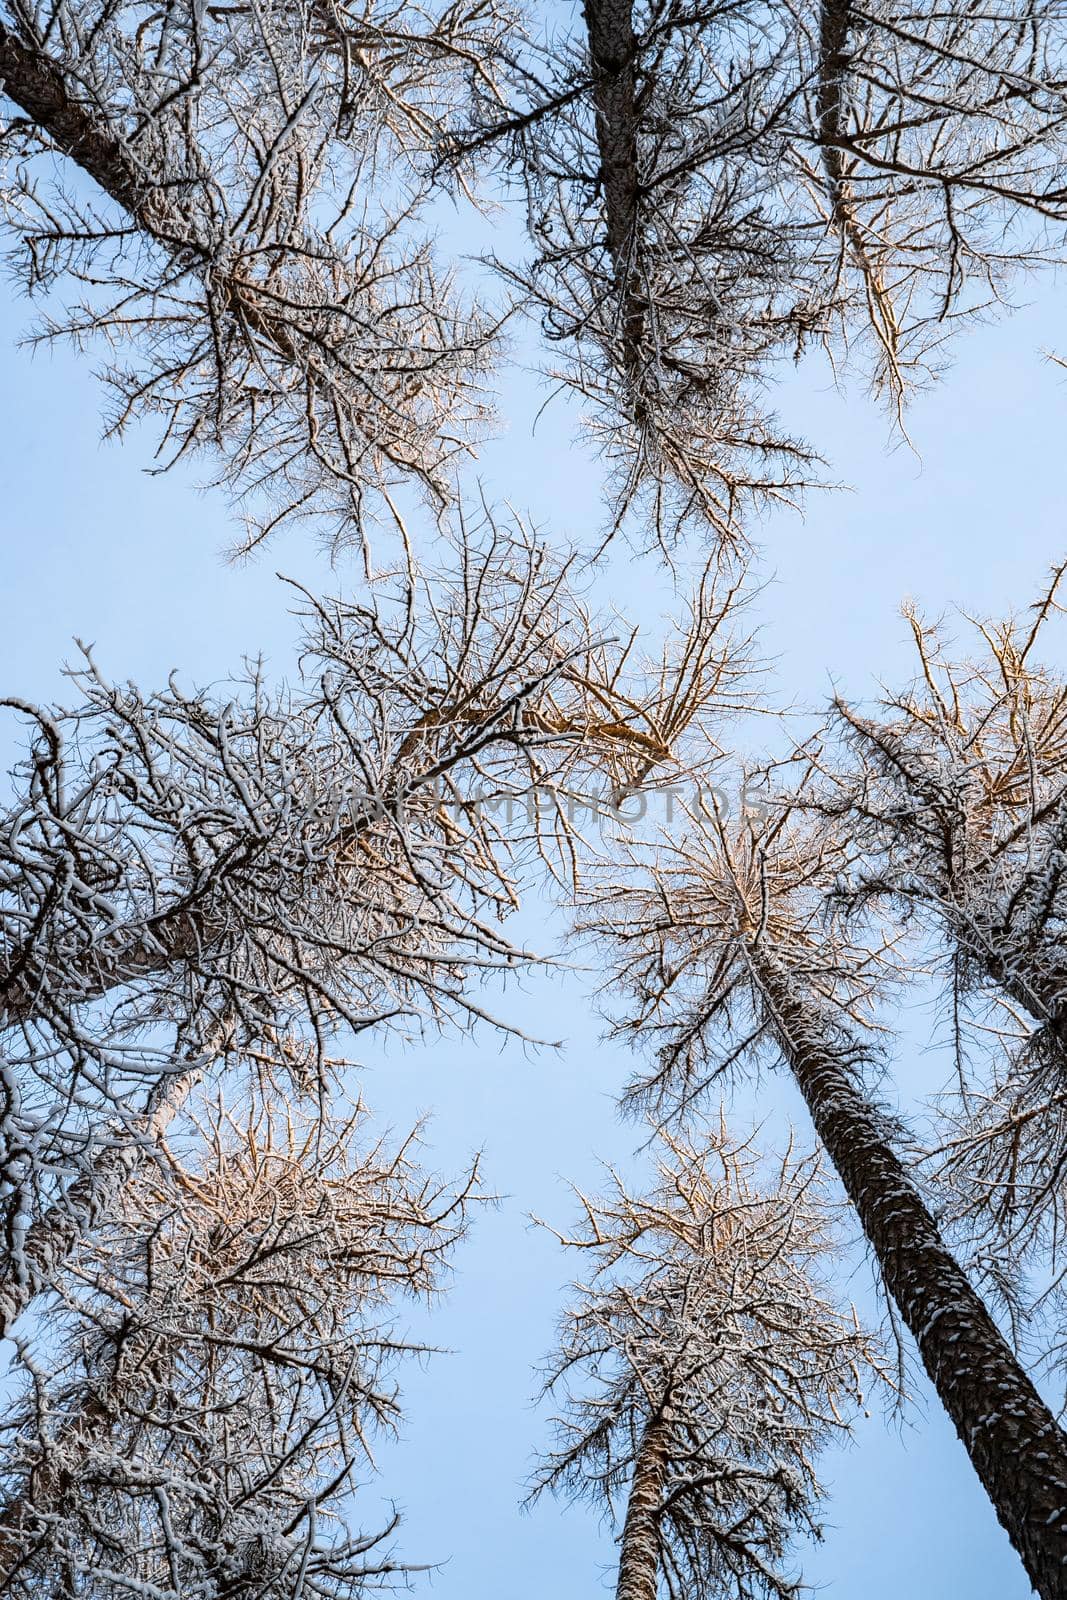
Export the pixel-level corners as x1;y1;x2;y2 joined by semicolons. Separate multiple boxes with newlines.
616;1417;668;1600
581;1;646;381
815;0;898;374
750;948;1067;1600
582;0;638;267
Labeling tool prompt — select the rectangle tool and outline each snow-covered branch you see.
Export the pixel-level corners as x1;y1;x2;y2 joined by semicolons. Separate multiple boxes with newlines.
578;801;1067;1598
0;1;513;558
532;1120;876;1600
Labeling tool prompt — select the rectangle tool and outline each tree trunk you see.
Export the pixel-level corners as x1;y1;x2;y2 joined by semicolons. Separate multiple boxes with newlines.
580;1;645;377
0;22;143;214
814;0;898;370
816;0;852;211
752;949;1067;1600
616;1417;668;1600
582;1;638;267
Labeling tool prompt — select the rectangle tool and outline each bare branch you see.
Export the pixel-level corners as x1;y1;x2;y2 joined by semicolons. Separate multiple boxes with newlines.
0;1;511;557
533;1119;879;1600
579;802;1067;1598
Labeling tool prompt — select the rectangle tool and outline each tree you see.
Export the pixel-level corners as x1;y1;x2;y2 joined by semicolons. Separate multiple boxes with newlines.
806;564;1067;1339
0;1084;479;1597
531;1121;879;1600
0;0;512;562
580;800;1067;1597
0;520;739;1342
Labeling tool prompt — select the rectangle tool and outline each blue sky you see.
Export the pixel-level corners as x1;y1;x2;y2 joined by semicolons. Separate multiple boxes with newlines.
2;250;1065;1596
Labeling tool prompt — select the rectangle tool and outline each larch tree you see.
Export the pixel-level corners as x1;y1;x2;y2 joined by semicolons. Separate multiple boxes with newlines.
0;0;513;564
0;1088;480;1597
807;565;1067;1342
579;796;1067;1597
531;1122;880;1600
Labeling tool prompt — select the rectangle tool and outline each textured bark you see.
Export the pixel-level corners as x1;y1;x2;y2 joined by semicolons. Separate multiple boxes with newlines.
753;951;1067;1600
0;22;142;214
616;1417;668;1600
581;0;645;373
816;0;852;216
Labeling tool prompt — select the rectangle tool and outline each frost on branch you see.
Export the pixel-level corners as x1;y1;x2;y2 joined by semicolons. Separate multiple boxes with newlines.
531;1121;875;1600
0;1086;478;1597
807;562;1067;1330
577;804;1067;1599
0;0;514;558
0;519;744;1333
452;0;1067;550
